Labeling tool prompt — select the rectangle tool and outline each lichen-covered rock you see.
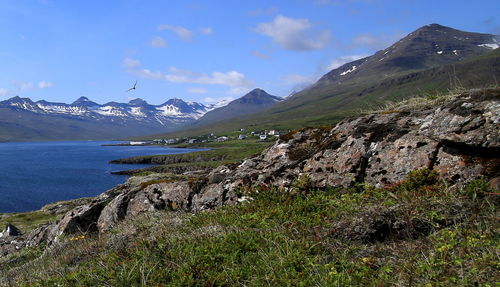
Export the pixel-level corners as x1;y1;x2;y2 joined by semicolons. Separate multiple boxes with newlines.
47;200;107;243
365;134;439;185
303;135;369;187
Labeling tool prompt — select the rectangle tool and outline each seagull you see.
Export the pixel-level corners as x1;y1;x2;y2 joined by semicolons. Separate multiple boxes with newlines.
126;80;137;92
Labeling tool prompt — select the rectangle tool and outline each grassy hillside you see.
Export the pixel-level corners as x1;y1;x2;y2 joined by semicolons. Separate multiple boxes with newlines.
143;49;500;140
1;170;497;286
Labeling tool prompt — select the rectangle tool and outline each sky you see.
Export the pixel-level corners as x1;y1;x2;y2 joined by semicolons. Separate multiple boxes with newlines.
0;0;499;106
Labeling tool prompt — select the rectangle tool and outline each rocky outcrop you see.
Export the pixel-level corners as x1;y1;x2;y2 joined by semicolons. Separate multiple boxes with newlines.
191;88;499;210
0;224;21;238
5;88;498;253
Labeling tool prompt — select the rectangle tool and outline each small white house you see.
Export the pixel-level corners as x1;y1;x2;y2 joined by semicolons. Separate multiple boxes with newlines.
130;141;146;145
259;134;267;140
217;136;229;142
238;134;246;140
268;130;278;136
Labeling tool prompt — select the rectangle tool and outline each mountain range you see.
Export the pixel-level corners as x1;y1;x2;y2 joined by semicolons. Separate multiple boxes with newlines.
149;23;499;139
1;23;499;141
0;96;214;141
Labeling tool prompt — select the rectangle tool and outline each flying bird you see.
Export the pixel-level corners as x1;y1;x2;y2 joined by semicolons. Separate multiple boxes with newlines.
126;80;137;92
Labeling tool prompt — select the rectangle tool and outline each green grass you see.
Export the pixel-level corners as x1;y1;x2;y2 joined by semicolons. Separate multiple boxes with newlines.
2;169;498;286
116;140;271;175
0;211;56;235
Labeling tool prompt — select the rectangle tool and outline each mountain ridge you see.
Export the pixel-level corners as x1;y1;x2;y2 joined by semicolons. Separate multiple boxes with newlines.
0;96;219;141
191;88;282;126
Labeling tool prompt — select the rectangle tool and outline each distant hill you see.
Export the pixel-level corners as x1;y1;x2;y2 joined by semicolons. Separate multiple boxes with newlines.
192;88;282;126
144;24;499;139
0;96;216;142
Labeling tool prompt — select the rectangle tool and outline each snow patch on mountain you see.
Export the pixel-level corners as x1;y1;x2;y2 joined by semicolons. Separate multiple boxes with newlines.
478;43;499;49
340;65;357;76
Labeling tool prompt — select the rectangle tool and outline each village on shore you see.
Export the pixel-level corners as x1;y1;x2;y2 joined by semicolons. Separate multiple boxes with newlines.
128;129;286;146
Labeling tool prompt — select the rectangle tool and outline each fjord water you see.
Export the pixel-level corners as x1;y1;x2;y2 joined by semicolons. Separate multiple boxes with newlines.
0;141;199;213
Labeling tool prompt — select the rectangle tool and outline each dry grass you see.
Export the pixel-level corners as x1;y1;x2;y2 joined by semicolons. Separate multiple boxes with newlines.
363;86;498;115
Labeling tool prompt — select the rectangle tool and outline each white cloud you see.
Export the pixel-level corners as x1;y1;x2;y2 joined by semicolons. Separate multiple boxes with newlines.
226;87;252;96
123;57;141;69
1;80;53;95
251;50;271;60
352;34;379;47
253;15;331;51
187;87;208;94
326;54;369;70
247;7;277;17
283;74;317;94
352;33;404;50
38;81;53;89
283;74;315;85
130;65;254;95
13;81;34;91
157;24;193;40
202;96;235;104
149;36;167;48
134;69;164;79
199;27;213;35
0;88;9;96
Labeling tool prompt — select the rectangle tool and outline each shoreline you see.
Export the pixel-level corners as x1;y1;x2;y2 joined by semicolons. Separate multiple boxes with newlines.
0;140;266;216
0;143;207;214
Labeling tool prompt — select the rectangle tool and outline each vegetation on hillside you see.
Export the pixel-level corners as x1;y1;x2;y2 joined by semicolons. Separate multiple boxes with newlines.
111;139;271;175
1;169;498;286
146;49;500;140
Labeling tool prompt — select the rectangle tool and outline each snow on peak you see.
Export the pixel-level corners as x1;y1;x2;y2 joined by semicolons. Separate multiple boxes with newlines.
157;104;182;116
2;95;213;125
478;43;499;50
129;107;146;117
340;65;357;76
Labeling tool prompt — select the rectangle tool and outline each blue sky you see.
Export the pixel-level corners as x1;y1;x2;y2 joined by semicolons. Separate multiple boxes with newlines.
0;0;499;105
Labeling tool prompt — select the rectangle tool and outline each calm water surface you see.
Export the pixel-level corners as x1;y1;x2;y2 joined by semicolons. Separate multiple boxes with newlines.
0;141;200;213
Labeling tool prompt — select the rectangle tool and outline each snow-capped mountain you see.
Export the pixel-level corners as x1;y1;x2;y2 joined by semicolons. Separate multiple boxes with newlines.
0;96;219;141
0;96;214;124
315;23;498;87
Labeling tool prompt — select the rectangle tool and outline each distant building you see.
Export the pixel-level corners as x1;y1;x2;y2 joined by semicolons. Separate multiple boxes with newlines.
217;136;229;142
238;134;246;140
188;138;199;144
259;134;267;141
268;130;278;136
240;128;245;132
130;141;146;145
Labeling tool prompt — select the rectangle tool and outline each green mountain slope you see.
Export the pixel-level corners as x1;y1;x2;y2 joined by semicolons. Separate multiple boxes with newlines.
191;88;282;126
143;27;499;140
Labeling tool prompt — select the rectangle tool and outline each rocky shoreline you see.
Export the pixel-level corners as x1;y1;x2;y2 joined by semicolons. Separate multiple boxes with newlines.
1;88;499;258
